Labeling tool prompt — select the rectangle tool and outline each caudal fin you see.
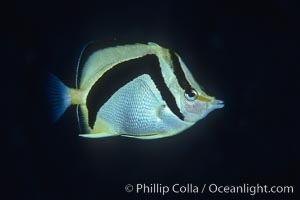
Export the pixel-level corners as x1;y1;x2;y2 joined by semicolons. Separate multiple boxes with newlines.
48;73;71;122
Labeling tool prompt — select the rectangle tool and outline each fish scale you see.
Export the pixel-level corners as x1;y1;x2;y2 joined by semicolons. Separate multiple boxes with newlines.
97;74;168;135
49;42;223;139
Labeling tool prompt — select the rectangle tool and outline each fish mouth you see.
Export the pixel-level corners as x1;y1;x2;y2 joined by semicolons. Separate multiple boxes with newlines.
212;99;224;109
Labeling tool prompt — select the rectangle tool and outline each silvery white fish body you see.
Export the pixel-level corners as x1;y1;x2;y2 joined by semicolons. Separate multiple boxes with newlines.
49;42;224;139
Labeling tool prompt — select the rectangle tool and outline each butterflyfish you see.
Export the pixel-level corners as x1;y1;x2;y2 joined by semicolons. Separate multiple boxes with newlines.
49;42;224;139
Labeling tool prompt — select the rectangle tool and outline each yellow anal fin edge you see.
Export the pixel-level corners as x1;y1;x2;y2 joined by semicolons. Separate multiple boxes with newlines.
77;105;92;134
78;109;117;138
79;133;117;138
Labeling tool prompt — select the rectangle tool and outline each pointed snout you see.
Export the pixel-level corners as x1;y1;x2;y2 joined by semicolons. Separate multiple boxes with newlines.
211;99;224;109
197;94;224;109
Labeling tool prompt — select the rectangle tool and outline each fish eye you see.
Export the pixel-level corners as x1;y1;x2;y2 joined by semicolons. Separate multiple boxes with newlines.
184;88;198;101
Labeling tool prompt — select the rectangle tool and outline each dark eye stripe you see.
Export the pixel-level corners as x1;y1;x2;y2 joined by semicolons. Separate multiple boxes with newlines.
169;50;192;91
86;54;184;129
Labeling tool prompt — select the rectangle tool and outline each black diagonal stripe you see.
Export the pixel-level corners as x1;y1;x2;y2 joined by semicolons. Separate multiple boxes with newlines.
76;39;146;88
86;54;184;129
169;50;192;91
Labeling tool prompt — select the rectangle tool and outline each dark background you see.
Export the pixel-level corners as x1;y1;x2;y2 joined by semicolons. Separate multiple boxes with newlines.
3;0;299;199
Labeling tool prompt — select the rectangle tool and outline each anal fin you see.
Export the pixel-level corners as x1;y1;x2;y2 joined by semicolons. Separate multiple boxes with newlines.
121;133;169;140
79;115;117;138
79;133;116;138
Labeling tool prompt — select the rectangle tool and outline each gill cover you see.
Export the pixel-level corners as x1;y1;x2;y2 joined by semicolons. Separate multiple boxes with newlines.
49;41;224;139
166;52;224;123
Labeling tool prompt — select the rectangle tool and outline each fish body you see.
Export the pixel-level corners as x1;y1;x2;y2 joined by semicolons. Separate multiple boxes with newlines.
49;42;224;139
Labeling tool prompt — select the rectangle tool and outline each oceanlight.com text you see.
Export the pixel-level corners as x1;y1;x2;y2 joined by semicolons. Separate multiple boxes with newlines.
124;183;294;196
